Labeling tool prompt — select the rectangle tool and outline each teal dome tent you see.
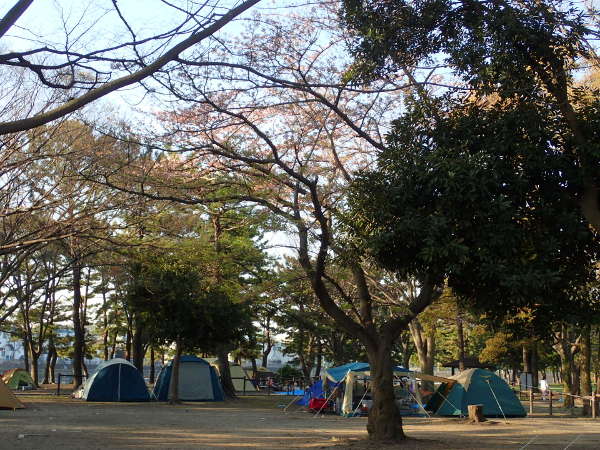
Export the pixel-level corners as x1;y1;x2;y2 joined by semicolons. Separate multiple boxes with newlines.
427;368;526;417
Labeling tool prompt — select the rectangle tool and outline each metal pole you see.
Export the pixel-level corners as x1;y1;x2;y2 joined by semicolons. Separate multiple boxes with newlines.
529;389;534;415
56;374;61;396
549;390;553;416
243;377;246;394
592;394;597;419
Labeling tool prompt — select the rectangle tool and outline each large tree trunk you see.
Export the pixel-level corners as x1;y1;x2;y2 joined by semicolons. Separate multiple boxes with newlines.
131;321;145;373
30;351;39;385
125;328;132;361
531;341;539;393
456;304;465;372
168;338;183;405
554;324;579;409
582;325;592;416
149;347;156;384
314;341;322;378
217;347;236;398
522;345;531;374
43;336;56;385
42;349;52;384
409;319;435;391
366;342;405;441
22;334;30;372
71;262;85;389
49;349;57;384
398;331;413;370
102;291;109;361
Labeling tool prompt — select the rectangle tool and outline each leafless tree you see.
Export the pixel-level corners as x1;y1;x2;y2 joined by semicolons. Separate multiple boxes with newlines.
80;5;441;440
0;0;262;134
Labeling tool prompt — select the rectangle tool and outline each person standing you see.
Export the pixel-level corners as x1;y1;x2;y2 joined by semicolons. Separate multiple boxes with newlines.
539;376;549;401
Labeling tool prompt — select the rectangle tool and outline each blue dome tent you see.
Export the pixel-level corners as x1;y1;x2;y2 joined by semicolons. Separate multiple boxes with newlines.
153;355;224;401
78;358;149;402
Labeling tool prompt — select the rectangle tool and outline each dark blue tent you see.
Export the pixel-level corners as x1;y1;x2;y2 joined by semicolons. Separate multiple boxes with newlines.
153;355;224;401
79;358;149;402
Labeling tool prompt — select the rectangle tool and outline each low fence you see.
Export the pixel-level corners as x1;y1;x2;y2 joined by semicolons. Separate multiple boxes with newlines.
515;383;600;418
55;373;87;396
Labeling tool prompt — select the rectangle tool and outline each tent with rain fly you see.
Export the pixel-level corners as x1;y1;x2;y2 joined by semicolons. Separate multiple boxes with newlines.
0;378;24;409
76;358;149;402
206;359;258;392
153;355;224;401
427;368;526;417
1;368;36;390
314;362;418;416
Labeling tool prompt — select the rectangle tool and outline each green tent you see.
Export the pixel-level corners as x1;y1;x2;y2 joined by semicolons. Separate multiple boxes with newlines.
1;368;36;390
427;368;525;417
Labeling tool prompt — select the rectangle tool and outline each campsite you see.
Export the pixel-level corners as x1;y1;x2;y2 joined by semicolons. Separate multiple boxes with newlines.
2;0;600;448
2;389;600;449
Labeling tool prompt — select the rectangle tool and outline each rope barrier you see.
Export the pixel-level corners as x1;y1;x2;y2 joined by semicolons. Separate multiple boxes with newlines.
517;382;593;400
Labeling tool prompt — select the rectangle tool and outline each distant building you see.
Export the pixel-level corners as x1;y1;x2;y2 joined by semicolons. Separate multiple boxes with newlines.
0;332;23;360
242;342;296;372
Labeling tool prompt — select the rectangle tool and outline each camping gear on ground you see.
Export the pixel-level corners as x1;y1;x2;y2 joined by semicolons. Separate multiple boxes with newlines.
308;397;331;412
74;358;149;402
0;378;24;410
427;368;526;417
1;368;36;390
316;362;418;417
153;355;224;401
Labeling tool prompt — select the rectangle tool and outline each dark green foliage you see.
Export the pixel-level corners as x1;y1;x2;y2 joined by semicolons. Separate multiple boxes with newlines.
276;365;303;380
346;95;599;318
341;0;588;94
126;250;251;354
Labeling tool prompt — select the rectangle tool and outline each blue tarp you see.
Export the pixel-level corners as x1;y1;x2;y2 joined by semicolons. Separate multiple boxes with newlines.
322;362;411;382
297;363;412;409
296;379;326;406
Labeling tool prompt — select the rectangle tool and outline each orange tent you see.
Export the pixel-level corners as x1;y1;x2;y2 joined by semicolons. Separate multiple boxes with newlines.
0;378;24;410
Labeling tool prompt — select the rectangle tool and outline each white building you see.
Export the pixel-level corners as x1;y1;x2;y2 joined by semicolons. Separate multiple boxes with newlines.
0;332;24;360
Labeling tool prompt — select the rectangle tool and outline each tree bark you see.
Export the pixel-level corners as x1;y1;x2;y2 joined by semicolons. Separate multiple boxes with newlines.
366;342;405;441
409;319;435;391
71;262;85;389
531;341;539;394
131;320;145;373
150;347;156;384
125;328;132;361
49;349;57;384
315;341;322;378
456;304;465;372
522;345;531;374
582;325;592;416
43;335;56;384
22;334;30;372
217;347;237;398
168;338;183;404
29;351;39;385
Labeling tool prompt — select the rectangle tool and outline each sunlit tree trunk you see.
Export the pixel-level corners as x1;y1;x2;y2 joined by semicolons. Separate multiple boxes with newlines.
168;338;183;405
217;346;236;398
71;261;85;389
366;340;405;441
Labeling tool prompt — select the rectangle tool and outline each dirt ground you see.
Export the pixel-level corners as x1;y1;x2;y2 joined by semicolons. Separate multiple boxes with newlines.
2;390;600;449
